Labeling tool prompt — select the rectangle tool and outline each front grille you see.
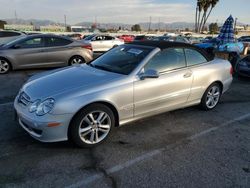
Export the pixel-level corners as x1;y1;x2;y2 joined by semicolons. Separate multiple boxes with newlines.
18;92;31;106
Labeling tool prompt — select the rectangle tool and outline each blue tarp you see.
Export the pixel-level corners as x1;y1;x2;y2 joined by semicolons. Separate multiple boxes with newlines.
217;15;235;44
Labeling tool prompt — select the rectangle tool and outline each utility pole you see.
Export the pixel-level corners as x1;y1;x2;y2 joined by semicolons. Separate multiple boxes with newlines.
14;10;18;24
148;16;152;32
158;17;160;31
234;17;238;33
64;15;67;31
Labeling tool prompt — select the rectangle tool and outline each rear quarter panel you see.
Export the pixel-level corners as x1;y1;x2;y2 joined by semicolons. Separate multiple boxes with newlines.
188;58;232;102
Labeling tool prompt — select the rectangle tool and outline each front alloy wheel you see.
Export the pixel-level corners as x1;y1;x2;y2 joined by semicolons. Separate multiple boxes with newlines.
0;59;10;74
79;111;111;144
70;104;115;147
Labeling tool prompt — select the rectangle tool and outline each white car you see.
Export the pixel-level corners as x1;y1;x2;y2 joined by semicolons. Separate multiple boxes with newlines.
82;34;124;52
0;31;26;45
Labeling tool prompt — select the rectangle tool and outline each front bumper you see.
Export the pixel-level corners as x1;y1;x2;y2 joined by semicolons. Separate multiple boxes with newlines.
14;97;74;142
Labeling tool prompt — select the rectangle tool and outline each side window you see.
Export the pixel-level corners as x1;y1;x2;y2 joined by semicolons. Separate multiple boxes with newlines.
18;37;43;48
185;48;207;66
104;36;113;40
144;48;186;73
46;37;72;47
95;36;103;41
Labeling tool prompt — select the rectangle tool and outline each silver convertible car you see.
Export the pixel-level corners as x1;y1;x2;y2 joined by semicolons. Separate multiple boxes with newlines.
14;41;233;147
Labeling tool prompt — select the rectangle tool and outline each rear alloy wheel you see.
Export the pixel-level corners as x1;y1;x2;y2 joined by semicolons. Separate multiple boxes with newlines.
70;104;115;147
69;56;85;66
200;83;221;110
0;59;11;74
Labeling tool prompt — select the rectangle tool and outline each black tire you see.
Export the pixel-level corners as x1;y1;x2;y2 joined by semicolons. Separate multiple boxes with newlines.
200;83;222;111
0;58;11;74
69;56;85;66
69;104;115;148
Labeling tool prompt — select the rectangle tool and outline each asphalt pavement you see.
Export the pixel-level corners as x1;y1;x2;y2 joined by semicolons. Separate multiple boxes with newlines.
0;69;250;188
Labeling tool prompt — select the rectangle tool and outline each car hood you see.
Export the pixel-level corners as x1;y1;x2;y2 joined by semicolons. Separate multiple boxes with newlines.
22;64;122;100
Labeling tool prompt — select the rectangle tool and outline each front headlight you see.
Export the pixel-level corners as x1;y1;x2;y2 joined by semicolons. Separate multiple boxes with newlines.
29;100;41;113
29;98;55;116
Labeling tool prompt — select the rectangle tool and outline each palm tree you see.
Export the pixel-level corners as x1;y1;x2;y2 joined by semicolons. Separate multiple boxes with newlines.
195;1;202;32
195;0;219;33
199;0;211;32
196;0;204;32
202;0;219;30
195;2;199;32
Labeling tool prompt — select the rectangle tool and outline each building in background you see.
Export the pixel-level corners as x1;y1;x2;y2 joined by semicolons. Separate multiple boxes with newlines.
0;20;7;29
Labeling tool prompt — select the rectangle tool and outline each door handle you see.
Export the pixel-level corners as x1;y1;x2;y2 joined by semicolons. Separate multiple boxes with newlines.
183;72;192;78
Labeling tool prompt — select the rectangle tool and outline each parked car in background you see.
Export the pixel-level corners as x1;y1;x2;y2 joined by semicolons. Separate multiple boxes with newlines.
202;36;213;42
66;33;84;40
81;34;124;52
188;37;204;44
154;36;191;43
195;38;220;54
0;34;93;74
238;37;250;45
238;36;250;41
0;30;26;45
118;35;135;43
14;41;232;147
235;55;250;77
133;35;156;41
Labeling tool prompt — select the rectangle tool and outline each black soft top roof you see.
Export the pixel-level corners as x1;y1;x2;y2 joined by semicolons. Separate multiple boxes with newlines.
130;41;213;61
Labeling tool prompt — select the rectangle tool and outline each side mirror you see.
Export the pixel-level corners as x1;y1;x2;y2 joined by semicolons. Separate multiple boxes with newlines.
139;69;159;80
13;44;21;49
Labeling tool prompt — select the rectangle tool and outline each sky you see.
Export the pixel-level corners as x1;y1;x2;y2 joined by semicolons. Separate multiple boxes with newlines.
0;0;249;24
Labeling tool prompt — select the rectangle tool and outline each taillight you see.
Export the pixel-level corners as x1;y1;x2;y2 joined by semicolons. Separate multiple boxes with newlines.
230;66;233;75
81;44;92;51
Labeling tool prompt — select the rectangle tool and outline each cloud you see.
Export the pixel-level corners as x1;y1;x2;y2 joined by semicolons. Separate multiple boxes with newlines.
0;0;193;24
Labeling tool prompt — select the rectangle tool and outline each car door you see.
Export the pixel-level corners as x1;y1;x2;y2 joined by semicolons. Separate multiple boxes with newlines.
10;36;47;68
44;36;73;66
184;48;210;102
134;48;193;117
102;36;115;51
91;35;104;52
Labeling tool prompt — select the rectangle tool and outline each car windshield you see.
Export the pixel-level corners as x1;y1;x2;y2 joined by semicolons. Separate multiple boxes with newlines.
89;45;153;75
84;34;95;40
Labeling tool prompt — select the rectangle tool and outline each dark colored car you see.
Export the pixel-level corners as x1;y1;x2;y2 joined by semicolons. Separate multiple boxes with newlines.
238;38;250;45
154;36;190;43
238;36;250;41
134;35;156;41
235;55;250;77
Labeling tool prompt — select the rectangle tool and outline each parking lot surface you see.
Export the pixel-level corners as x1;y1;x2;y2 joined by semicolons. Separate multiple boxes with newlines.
0;69;250;188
